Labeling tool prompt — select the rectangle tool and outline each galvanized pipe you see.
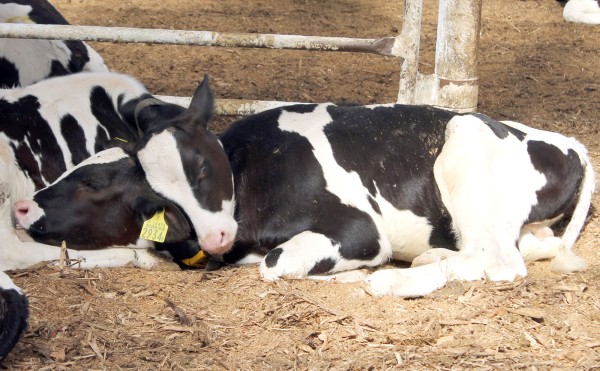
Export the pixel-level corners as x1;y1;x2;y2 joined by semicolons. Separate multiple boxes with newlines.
157;96;306;116
0;23;399;56
433;0;482;112
396;0;424;105
0;2;483;113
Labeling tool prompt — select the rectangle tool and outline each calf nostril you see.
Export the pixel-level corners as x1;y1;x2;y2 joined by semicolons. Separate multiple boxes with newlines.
16;205;29;216
219;231;234;248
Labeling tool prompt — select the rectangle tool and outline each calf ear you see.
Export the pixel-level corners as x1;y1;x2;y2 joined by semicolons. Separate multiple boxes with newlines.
132;196;192;243
127;75;213;137
181;74;214;132
133;98;187;136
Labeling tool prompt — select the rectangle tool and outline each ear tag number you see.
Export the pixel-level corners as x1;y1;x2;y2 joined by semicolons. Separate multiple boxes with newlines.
140;210;169;243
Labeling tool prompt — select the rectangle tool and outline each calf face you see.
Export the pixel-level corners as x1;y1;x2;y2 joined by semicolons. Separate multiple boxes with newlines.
14;148;193;249
13;76;237;255
135;76;237;255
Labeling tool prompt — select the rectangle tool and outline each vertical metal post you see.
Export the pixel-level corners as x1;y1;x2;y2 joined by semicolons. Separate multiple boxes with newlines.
396;0;424;105
434;0;482;112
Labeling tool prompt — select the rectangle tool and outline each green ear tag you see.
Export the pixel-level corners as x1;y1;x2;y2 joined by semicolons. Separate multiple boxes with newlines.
140;210;169;243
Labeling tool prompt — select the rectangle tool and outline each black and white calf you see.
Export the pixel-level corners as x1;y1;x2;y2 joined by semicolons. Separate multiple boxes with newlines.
0;271;27;361
0;0;108;88
15;104;594;297
3;72;236;270
220;105;593;296
0;72;165;270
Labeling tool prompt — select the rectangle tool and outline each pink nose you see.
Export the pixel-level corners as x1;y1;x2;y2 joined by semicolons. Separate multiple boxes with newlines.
14;200;32;222
13;199;44;229
201;231;234;255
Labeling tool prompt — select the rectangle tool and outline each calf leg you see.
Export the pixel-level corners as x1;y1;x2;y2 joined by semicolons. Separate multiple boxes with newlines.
518;225;561;262
368;237;525;297
413;224;568;266
411;248;459;267
260;229;391;281
2;226;168;271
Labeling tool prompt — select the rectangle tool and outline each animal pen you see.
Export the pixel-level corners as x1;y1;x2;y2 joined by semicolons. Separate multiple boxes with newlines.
0;0;483;115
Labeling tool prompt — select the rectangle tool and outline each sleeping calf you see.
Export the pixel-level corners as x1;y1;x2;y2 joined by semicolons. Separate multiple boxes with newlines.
1;71;235;360
15;104;594;297
2;72;235;270
0;0;108;88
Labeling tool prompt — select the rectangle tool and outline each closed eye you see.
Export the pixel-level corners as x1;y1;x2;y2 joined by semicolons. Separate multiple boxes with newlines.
80;177;108;190
198;163;208;181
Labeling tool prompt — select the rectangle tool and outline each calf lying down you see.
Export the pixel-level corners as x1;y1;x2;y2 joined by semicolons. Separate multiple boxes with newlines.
1;71;234;359
15;104;594;297
0;71;235;272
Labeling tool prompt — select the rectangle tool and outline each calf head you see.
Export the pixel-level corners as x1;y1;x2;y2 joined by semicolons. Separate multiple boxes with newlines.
14;148;193;249
134;75;237;255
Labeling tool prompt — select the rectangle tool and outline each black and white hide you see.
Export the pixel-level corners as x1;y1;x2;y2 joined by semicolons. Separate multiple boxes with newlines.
0;0;108;88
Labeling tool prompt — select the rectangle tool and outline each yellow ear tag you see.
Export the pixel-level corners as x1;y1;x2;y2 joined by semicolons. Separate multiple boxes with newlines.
140;210;169;243
180;250;208;268
5;16;33;24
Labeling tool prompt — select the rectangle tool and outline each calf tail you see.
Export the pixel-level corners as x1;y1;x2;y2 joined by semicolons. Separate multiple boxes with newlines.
0;272;28;361
551;140;595;273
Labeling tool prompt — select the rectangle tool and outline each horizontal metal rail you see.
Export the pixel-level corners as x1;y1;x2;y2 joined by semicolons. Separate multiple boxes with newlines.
0;0;482;113
158;96;308;116
0;23;399;57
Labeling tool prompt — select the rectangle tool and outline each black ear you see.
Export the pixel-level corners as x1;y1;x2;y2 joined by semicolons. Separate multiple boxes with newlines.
132;195;192;243
133;98;187;136
182;74;214;131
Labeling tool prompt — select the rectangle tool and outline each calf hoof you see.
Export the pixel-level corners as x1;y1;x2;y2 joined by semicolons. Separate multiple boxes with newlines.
135;249;180;271
367;266;449;297
411;248;458;267
550;251;587;274
259;248;307;281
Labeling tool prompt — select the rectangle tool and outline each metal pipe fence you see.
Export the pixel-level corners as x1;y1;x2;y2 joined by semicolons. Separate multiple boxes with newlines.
0;0;483;115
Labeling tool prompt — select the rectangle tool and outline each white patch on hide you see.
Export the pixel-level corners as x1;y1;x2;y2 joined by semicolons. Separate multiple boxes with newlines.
563;0;600;24
372;183;433;261
0;270;22;293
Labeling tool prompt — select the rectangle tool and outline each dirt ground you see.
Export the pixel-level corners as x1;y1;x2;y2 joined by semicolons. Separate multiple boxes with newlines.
3;0;600;369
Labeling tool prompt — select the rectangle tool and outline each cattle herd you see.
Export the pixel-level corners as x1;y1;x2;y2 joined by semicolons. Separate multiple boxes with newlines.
0;0;596;362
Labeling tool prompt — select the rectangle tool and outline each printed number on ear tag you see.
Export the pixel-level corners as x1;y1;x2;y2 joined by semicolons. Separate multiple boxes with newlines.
140;210;169;243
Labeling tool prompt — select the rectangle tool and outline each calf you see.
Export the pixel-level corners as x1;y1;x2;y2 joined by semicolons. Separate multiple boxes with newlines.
0;271;27;361
15;104;594;297
0;0;108;88
2;71;236;270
